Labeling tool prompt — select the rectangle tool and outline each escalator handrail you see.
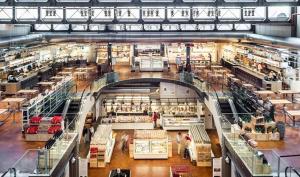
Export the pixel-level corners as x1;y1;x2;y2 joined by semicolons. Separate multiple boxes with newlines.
1;168;16;177
285;166;300;177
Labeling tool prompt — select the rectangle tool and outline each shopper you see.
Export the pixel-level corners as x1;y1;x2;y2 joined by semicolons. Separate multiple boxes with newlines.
90;126;95;137
152;112;158;129
120;132;128;153
176;132;183;155
83;127;88;143
183;137;191;159
185;133;191;141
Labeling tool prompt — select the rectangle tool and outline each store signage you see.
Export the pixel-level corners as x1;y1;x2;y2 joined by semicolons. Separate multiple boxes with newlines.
213;157;222;177
79;158;88;177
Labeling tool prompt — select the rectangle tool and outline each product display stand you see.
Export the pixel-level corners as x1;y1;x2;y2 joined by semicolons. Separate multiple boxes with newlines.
189;124;212;167
133;130;169;159
89;125;115;168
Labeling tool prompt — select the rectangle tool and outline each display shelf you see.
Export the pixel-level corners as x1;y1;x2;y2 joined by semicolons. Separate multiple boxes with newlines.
111;115;154;129
96;45;108;64
89;125;115;168
112;44;131;64
166;43;186;64
189;124;212;167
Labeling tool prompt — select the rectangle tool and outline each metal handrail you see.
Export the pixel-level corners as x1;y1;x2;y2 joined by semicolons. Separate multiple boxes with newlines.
285;166;300;177
1;168;16;177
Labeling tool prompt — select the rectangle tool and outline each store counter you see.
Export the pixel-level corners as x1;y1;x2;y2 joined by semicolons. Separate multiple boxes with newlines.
0;66;52;94
233;66;282;91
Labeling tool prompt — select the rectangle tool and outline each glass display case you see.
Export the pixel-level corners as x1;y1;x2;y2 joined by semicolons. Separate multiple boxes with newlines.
162;115;202;130
135;140;150;153
133;130;169;159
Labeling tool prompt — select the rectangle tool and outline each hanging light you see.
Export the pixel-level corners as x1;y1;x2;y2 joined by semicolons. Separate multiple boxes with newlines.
156;10;159;17
127;9;131;17
171;9;174;17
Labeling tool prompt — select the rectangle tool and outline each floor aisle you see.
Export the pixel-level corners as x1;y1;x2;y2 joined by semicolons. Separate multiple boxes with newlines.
88;130;217;177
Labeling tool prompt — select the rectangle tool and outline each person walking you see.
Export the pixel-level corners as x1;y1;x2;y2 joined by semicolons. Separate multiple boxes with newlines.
176;132;183;155
183;133;191;159
183;138;191;159
120;132;128;153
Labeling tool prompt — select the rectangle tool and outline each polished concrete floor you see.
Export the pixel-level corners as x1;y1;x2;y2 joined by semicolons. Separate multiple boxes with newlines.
88;130;220;177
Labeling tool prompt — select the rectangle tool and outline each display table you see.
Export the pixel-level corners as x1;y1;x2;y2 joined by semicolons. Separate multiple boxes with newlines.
59;71;72;76
133;130;169;159
211;65;223;69
254;90;274;96
269;99;291;105
0;97;26;109
278;90;300;102
112;122;153;130
286;110;300;126
51;76;65;80
63;67;74;72
17;89;39;99
38;81;55;86
76;67;94;71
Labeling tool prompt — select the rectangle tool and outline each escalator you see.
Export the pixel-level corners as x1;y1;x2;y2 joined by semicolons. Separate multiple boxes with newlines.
65;99;81;130
219;98;238;124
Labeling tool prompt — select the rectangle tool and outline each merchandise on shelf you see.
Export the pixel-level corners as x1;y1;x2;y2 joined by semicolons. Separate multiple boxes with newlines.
166;43;186;64
25;115;64;141
51;116;63;124
47;125;62;134
26;125;39;134
30;116;42;124
112;44;131;64
89;125;115;168
159;102;197;116
113;116;152;123
96;45;108;64
134;130;167;139
189;124;212;167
